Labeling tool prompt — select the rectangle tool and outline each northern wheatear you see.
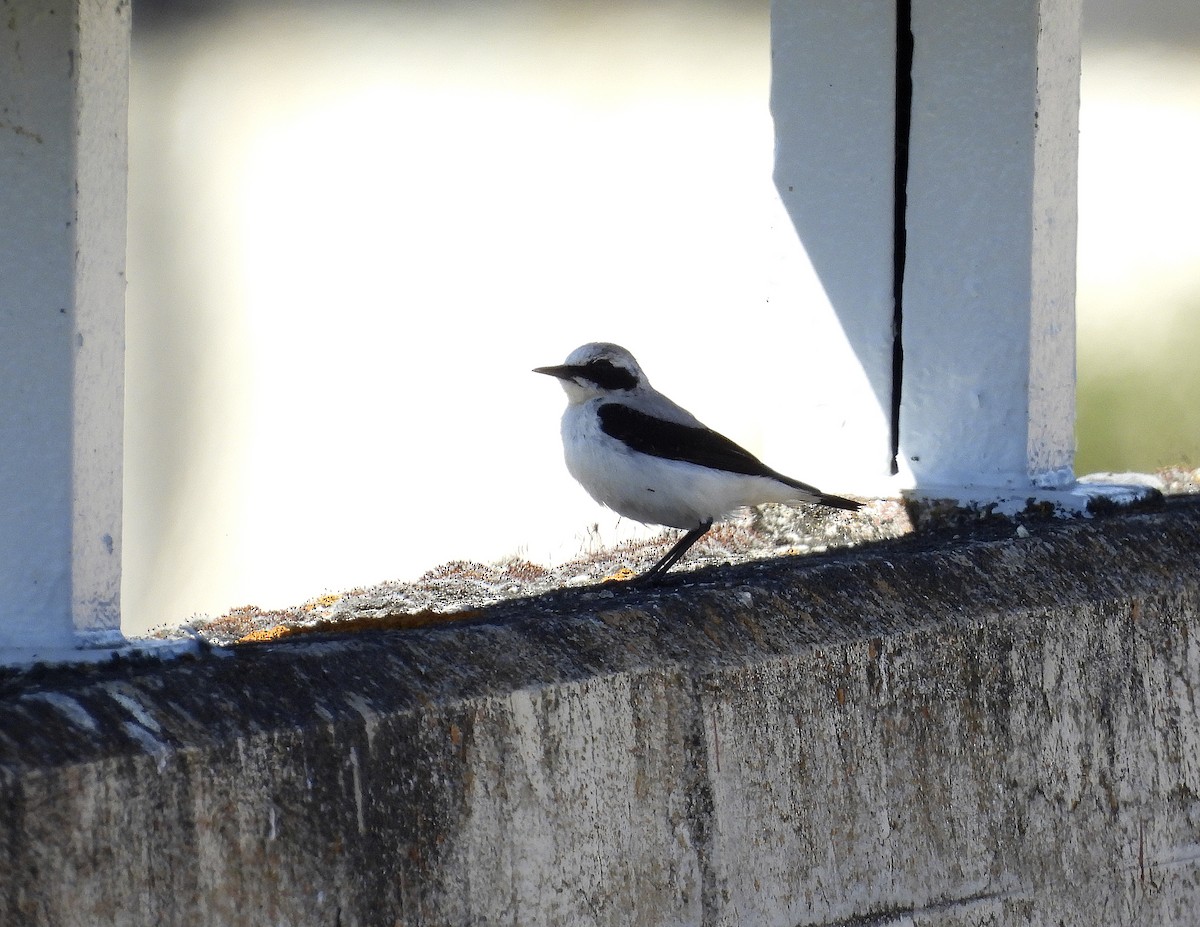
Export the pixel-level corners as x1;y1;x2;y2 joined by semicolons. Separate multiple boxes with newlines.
534;342;861;583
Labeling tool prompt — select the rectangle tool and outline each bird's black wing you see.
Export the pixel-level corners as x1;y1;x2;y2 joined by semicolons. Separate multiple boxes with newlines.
597;403;862;511
598;403;796;483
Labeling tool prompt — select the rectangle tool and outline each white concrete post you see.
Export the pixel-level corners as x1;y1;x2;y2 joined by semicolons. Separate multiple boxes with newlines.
0;0;129;659
900;0;1080;493
772;0;1091;504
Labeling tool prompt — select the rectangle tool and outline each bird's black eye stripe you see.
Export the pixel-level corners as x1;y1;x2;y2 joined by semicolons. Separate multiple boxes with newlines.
579;359;638;391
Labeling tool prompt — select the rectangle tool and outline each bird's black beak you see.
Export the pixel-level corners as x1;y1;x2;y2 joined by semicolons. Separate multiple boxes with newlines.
533;364;577;380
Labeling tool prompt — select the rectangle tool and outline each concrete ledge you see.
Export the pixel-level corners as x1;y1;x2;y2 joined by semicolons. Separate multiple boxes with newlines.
3;500;1200;925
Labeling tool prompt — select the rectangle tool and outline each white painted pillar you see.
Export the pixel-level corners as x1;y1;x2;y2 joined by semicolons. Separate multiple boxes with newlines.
0;0;129;659
772;0;1091;504
900;0;1079;493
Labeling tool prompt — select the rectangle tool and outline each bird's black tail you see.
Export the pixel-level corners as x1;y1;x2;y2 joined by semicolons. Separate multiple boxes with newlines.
816;492;863;512
774;471;864;512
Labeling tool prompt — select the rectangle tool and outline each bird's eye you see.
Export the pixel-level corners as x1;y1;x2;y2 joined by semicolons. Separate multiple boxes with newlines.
582;360;638;391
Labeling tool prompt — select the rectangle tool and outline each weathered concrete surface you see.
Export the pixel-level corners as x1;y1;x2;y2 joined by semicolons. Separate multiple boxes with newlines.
2;500;1199;926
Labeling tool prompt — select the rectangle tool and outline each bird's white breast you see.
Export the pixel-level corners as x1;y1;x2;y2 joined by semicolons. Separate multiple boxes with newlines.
559;399;801;530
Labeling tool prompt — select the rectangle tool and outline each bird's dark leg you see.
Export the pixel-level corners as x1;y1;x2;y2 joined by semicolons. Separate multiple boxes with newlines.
634;519;713;585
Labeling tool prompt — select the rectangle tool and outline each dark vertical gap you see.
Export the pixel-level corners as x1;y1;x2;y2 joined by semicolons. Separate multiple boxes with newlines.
891;0;913;475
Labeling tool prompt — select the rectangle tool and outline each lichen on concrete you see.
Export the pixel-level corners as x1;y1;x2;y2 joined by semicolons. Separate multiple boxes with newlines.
166;468;1191;647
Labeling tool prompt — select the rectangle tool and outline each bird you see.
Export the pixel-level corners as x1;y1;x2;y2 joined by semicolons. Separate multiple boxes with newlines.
534;342;861;584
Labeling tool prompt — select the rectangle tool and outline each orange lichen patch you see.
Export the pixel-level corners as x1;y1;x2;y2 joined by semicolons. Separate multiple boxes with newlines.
238;624;293;643
234;607;484;646
602;566;638;583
